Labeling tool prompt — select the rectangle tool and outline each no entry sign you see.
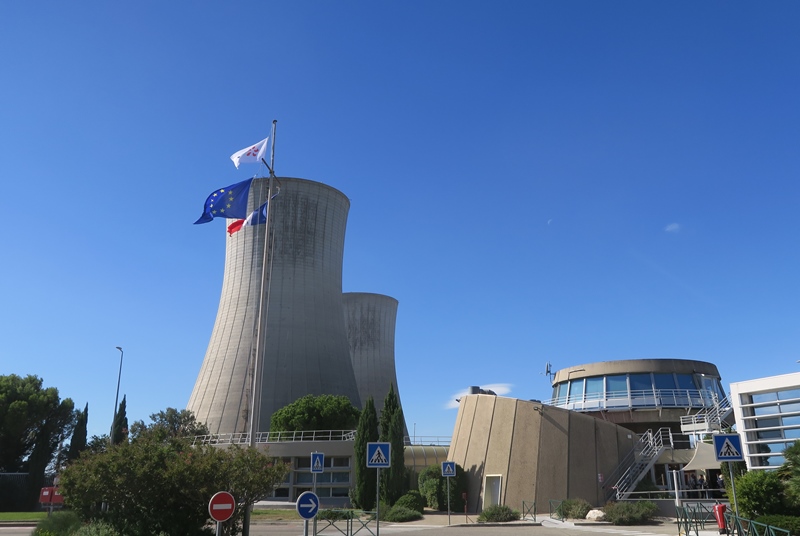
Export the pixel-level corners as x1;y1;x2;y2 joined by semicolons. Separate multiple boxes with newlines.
208;491;235;522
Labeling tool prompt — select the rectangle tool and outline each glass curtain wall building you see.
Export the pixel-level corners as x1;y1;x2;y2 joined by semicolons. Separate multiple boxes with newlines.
730;372;800;470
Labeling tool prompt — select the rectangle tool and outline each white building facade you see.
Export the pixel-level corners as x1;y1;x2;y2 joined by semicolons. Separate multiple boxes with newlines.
730;372;800;470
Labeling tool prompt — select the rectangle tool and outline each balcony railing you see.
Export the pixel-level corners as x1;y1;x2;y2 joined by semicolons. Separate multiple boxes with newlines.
546;388;719;411
192;429;357;446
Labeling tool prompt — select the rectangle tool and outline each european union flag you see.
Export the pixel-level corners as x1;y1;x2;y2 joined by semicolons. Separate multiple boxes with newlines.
194;178;253;224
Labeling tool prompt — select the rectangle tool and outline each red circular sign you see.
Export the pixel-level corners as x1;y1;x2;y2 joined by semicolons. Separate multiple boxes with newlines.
209;491;235;522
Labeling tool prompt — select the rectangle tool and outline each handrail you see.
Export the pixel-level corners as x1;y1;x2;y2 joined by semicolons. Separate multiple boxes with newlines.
725;512;790;536
192;429;357;446
546;388;720;410
603;428;672;501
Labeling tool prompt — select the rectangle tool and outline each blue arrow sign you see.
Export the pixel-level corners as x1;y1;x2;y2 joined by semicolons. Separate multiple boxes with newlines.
713;433;744;462
296;491;319;520
311;452;325;474
441;461;456;478
366;442;390;468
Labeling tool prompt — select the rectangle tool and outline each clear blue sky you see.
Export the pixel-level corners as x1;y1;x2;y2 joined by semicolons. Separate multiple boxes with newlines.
2;2;799;441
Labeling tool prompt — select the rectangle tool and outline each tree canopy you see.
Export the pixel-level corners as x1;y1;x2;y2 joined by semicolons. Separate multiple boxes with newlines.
60;408;288;536
270;394;360;432
0;374;75;510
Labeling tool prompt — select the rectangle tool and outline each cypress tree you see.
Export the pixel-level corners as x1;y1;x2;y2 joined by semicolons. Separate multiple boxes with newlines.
352;396;378;511
66;403;88;462
111;395;128;445
379;384;408;505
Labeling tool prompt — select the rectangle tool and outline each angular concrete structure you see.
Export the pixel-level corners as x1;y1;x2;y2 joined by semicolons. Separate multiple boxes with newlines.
188;178;361;434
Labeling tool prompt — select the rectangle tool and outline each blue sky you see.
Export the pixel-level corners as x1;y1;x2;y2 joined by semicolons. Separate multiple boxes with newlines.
2;2;799;441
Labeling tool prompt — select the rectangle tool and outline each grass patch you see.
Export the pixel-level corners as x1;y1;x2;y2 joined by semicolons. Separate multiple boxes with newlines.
0;512;48;522
250;509;302;521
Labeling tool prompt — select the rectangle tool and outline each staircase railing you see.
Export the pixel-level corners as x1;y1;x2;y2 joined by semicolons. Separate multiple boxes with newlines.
680;394;733;434
603;427;673;501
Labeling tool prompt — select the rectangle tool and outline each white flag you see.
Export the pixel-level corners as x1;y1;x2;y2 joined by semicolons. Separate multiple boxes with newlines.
230;137;269;168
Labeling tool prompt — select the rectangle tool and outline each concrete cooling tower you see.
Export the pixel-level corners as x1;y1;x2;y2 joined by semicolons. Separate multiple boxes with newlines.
343;292;409;439
188;177;361;434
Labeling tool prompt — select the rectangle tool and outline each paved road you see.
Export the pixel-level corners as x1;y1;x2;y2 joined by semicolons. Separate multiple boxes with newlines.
0;518;705;536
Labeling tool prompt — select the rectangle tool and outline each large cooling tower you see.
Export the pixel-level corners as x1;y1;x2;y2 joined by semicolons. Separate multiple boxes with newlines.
188;177;361;434
343;293;408;438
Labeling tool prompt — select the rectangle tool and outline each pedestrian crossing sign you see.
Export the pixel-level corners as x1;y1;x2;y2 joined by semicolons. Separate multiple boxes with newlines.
311;452;324;474
713;433;744;462
441;461;456;477
366;442;391;468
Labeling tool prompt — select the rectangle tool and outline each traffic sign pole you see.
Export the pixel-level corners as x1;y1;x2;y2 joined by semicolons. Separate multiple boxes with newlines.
376;467;381;536
447;476;451;526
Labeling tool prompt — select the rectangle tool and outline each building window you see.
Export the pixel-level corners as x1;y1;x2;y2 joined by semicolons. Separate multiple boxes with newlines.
780;403;800;414
568;379;585;403
752;392;779;404
585;377;604;401
653;373;677;391
755;417;780;429
331;487;350;498
629;374;653;393
675;374;696;390
607;375;628;396
778;389;800;401
753;405;779;416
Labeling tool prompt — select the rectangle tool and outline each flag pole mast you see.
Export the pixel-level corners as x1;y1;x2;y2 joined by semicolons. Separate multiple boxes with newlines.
248;120;278;449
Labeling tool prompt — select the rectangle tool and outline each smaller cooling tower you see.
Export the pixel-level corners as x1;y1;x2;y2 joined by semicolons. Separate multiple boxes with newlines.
343;293;408;438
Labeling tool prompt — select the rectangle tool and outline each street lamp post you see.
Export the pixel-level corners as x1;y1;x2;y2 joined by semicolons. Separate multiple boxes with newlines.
110;346;124;440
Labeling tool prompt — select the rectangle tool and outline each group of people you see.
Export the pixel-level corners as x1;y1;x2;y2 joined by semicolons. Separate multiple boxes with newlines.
686;472;725;499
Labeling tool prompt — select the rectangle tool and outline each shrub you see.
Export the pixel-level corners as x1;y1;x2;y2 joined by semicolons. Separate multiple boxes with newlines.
33;511;82;536
72;523;122;536
736;470;786;518
383;505;423;522
417;464;467;511
478;504;521;522
394;491;425;514
603;501;658;525
318;509;354;521
754;515;800;535
558;498;592;519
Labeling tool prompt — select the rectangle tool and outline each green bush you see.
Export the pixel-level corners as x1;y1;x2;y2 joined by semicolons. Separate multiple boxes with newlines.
417;464;467;511
754;515;800;535
603;501;658;525
383;505;423;522
318;509;354;521
736;470;786;518
394;491;425;514
33;511;82;536
478;504;521;522
557;498;592;519
71;523;122;536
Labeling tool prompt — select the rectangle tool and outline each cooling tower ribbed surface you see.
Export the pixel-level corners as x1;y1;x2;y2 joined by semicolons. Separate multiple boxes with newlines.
188;177;361;434
343;292;408;437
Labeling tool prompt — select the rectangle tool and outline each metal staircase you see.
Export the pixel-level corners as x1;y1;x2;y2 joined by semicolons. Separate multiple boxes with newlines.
605;428;673;501
679;393;733;434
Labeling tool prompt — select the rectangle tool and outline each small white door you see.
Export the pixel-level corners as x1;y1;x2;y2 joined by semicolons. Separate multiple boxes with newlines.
484;475;502;508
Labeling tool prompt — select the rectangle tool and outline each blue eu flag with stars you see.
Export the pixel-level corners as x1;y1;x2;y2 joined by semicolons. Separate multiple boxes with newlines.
194;178;253;224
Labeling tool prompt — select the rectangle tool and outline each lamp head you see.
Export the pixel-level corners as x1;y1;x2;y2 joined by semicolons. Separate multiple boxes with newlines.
116;346;123;351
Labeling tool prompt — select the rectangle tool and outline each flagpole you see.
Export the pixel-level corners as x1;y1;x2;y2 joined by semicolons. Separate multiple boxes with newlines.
248;120;278;449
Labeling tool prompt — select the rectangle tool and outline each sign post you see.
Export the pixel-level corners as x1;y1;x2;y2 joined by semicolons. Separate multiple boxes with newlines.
208;491;235;536
714;433;744;515
296;491;320;536
442;461;455;526
310;452;324;535
367;442;391;536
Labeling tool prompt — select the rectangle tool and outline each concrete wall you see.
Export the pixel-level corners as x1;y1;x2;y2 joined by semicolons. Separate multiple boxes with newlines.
449;394;638;513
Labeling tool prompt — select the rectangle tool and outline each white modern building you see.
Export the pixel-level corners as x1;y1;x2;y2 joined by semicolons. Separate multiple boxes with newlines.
730;372;800;470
